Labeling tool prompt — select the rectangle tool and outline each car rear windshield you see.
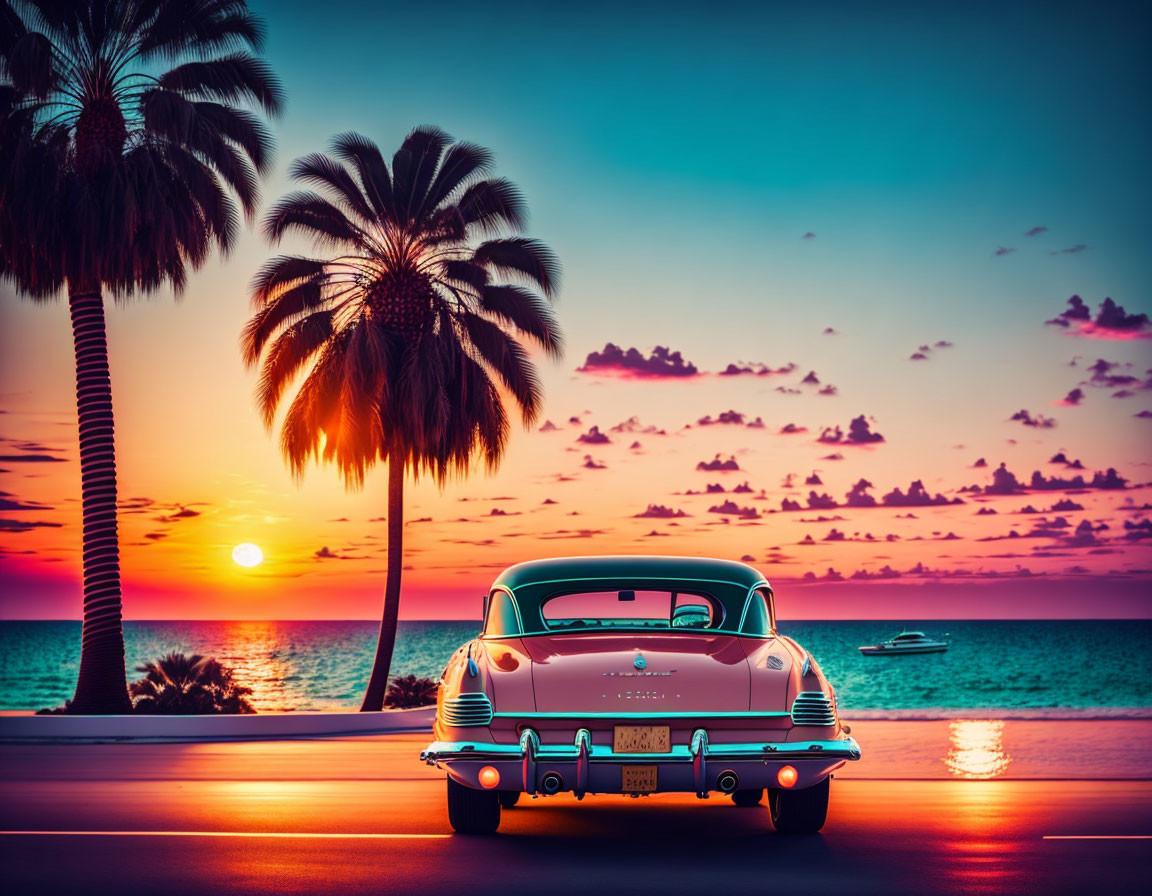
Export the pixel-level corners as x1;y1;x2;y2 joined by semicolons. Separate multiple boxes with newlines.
540;590;723;631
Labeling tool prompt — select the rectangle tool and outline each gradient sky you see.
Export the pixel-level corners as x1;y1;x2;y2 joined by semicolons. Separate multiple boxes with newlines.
1;0;1150;620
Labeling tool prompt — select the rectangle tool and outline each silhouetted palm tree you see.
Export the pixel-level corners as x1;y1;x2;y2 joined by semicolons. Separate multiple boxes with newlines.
242;127;562;711
130;651;255;714
0;1;281;713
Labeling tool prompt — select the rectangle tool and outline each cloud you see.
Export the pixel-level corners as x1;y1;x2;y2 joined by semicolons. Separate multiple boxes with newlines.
719;361;797;377
707;500;760;520
1010;409;1057;428
1046;296;1152;339
980;461;1127;494
882;481;964;507
1048;452;1084;469
0;494;52;512
910;351;929;360
576;425;611;445
696;410;746;426
801;568;845;583
158;505;201;523
634;504;689;519
578;343;700;378
818;415;885;445
538;420;560;432
801;370;820;385
935;340;954;348
488;508;521;517
818;384;838;396
779;423;807;434
581;455;607;470
994;247;1015;256
1024;226;1048;237
610;417;666;435
629;440;643;450
1055;388;1085;407
823;327;837;335
802;232;816;239
776;386;801;395
0;518;62;532
1050;244;1088;255
806;491;838;510
973;457;987;468
844;479;877;507
1136;410;1152;419
821;452;845;461
805;472;823;486
849;565;902;580
696;454;740;472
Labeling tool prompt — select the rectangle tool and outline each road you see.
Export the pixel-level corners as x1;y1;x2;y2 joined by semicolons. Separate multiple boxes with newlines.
1;732;1149;895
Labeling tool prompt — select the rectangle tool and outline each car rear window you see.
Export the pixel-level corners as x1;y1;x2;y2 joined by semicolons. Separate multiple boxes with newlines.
540;590;723;631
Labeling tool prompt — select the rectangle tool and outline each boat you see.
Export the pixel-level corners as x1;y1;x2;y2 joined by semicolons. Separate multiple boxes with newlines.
858;630;948;655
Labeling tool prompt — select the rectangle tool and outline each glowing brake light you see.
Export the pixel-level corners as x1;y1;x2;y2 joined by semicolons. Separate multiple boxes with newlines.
777;765;798;788
478;766;500;789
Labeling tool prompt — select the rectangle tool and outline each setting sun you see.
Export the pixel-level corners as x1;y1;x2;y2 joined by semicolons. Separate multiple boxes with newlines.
231;543;264;568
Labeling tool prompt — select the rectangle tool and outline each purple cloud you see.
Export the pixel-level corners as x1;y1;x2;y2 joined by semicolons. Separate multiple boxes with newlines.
1046;296;1151;339
578;343;700;378
1010;409;1057;429
696;454;740;472
708;500;760;520
994;247;1016;256
635;504;689;519
576;425;611;445
1050;244;1088;255
818;415;885;445
1024;226;1047;237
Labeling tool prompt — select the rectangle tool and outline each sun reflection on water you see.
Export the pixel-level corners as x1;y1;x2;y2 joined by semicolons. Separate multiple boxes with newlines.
945;720;1011;778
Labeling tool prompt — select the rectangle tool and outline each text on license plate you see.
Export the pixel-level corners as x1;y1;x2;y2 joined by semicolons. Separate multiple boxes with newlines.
622;766;657;793
613;725;670;753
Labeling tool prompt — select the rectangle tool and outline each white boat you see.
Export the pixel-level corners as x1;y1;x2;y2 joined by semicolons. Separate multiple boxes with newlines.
858;630;948;655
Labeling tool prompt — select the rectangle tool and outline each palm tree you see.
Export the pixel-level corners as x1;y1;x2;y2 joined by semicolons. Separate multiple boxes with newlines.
384;674;439;709
0;1;281;713
129;651;255;714
242;127;562;711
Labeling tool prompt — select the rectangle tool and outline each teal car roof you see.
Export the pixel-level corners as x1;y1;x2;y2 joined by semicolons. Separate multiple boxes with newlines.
491;555;771;593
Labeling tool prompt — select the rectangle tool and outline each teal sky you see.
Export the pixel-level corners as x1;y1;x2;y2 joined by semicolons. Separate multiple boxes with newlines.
2;0;1150;618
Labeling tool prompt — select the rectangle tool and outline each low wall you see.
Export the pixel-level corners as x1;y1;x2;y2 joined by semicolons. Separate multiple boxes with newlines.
0;706;436;744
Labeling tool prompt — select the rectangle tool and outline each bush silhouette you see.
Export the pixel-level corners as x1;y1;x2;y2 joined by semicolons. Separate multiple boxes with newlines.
129;652;255;715
384;675;439;708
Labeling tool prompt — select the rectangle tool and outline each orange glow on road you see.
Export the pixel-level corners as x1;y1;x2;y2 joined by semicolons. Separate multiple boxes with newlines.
946;720;1012;779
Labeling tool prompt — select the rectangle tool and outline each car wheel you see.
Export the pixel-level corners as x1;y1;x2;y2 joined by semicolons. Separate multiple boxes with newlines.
446;775;501;834
731;788;763;807
768;776;829;834
498;791;521;809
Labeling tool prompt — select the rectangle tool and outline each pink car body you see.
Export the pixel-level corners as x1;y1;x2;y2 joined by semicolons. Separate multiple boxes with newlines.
421;556;860;833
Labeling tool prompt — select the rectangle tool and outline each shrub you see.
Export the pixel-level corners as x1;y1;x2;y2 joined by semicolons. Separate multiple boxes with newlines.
129;652;255;714
384;674;439;708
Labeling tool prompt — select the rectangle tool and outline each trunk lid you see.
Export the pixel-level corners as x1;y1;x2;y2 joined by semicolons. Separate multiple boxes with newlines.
523;632;751;713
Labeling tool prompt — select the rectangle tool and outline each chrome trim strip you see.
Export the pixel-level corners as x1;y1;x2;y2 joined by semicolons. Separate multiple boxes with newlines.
420;736;862;765
489;710;790;721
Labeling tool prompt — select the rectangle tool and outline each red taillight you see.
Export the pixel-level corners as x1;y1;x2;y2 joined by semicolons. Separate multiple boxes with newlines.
777;765;798;788
478;766;500;789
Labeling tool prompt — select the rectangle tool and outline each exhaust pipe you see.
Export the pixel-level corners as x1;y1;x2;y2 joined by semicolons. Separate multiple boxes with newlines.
540;772;564;794
716;770;740;793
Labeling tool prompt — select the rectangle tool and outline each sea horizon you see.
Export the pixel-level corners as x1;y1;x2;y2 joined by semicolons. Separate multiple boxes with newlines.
5;618;1150;716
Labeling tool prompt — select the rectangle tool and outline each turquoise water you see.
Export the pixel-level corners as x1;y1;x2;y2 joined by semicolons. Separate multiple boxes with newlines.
1;619;1149;714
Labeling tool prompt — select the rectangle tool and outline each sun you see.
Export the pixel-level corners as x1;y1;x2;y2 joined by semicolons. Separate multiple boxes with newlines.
232;543;264;568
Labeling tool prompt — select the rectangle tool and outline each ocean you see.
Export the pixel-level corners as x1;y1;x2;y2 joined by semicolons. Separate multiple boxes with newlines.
1;619;1149;715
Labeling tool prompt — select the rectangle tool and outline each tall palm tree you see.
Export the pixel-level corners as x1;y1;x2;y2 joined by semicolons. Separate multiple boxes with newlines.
0;1;281;713
242;127;562;711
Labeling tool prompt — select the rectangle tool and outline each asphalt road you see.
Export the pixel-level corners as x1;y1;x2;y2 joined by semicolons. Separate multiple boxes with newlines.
1;734;1149;896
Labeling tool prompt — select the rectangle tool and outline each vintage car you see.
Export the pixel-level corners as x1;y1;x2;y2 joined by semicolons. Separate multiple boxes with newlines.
421;556;860;834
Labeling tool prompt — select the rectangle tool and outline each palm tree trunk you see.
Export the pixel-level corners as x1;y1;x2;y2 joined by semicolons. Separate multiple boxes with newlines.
66;285;131;714
360;459;405;711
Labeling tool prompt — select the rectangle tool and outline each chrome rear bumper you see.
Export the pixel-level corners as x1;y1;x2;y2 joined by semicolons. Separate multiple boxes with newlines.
420;730;861;797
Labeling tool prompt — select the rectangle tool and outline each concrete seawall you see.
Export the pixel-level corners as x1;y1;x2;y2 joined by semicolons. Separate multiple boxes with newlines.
0;706;436;743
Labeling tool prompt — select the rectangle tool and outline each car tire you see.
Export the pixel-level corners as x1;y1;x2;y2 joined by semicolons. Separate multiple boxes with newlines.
768;776;829;834
731;788;764;807
498;791;521;809
446;775;501;834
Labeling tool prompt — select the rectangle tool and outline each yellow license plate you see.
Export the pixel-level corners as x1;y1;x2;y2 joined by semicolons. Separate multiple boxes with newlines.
622;766;657;793
613;725;670;753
